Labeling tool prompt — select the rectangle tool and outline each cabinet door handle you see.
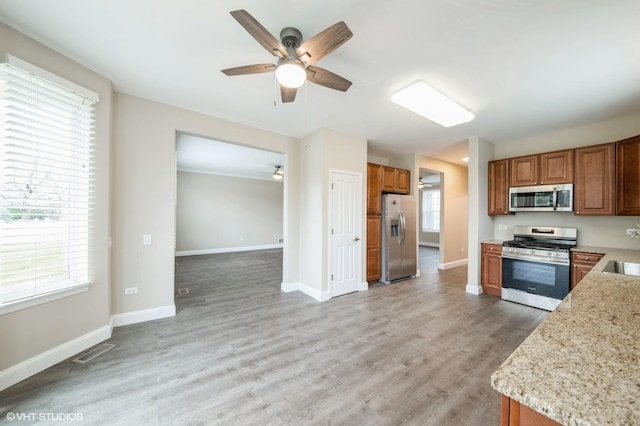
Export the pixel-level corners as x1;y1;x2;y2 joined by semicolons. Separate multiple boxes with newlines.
585;257;590;260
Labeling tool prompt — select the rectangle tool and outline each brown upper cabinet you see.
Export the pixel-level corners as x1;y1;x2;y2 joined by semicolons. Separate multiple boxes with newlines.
367;163;383;215
382;166;410;194
574;143;615;215
616;135;640;215
488;159;510;215
510;149;574;187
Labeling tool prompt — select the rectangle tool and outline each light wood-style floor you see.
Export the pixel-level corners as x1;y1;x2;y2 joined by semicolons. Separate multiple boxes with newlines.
0;247;547;425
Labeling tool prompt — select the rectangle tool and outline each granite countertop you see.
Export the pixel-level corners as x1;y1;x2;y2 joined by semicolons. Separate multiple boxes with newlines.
491;247;640;425
570;245;609;254
482;240;504;246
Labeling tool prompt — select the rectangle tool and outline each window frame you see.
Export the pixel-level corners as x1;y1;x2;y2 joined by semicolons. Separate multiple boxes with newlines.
0;54;98;316
421;187;441;233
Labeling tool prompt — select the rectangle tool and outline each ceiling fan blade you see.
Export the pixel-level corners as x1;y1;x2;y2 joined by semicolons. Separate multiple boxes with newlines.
230;10;288;59
296;21;353;65
306;65;352;92
280;86;297;103
221;64;276;76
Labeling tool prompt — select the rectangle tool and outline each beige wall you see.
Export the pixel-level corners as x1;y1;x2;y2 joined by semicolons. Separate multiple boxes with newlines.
0;23;113;370
299;128;368;298
176;172;283;253
112;94;301;315
491;113;640;248
416;156;469;267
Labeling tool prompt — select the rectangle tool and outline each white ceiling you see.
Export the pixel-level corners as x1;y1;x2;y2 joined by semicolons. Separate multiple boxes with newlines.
177;133;284;181
1;0;639;168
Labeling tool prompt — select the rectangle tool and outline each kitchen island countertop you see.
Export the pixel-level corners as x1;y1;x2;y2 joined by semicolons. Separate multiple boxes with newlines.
491;247;640;425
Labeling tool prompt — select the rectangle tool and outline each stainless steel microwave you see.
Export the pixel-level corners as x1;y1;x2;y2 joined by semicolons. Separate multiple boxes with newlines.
509;184;573;212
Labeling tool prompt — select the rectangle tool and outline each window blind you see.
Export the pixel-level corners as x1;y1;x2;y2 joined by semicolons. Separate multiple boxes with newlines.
0;55;98;307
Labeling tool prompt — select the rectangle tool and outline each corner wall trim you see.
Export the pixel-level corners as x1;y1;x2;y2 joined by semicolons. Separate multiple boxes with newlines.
466;284;483;295
110;304;176;328
298;283;330;301
176;244;283;257
0;325;112;392
281;281;299;292
281;282;330;301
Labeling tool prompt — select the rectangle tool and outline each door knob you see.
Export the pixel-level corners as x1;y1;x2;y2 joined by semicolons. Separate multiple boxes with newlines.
354;237;360;241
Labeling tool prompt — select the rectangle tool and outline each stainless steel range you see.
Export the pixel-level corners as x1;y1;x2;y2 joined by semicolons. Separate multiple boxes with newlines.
501;226;577;311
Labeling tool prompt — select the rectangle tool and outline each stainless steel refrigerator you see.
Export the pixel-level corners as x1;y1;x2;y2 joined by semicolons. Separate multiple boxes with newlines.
380;194;417;284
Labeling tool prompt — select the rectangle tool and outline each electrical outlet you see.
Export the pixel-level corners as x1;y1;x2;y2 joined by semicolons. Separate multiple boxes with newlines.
278;238;284;243
125;287;138;295
498;225;507;230
143;234;151;245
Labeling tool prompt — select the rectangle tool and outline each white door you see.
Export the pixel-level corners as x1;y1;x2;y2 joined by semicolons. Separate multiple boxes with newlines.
330;170;362;297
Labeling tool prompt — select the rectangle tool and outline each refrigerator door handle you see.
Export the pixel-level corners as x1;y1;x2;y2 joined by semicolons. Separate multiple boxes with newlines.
399;212;406;245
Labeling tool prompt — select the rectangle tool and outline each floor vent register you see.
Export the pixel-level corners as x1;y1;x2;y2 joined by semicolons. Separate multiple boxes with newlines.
72;343;116;364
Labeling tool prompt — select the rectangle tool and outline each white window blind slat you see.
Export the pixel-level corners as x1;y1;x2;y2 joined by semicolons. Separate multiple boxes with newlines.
0;56;97;307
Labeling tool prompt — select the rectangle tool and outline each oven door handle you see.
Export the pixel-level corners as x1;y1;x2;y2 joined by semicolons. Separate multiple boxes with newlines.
552;189;558;211
501;253;569;266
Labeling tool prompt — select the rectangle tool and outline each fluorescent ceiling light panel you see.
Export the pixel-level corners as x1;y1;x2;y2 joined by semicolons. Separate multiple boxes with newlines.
391;81;474;127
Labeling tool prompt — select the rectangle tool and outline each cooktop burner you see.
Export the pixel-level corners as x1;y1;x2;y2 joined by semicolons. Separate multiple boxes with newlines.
502;226;578;252
502;240;573;251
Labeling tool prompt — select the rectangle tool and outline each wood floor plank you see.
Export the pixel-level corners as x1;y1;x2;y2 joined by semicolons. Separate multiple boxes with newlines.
0;247;547;425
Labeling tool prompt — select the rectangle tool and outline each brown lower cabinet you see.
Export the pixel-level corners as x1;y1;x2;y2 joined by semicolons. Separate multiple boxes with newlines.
500;396;561;426
366;215;381;281
570;251;604;290
481;243;502;296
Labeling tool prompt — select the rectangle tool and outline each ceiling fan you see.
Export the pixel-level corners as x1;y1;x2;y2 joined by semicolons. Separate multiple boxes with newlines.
221;9;353;103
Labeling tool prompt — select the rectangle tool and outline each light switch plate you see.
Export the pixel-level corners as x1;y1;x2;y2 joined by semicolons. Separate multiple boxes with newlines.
143;234;151;245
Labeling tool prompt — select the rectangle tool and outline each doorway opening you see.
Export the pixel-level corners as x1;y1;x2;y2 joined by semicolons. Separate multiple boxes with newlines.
173;132;286;308
418;168;442;272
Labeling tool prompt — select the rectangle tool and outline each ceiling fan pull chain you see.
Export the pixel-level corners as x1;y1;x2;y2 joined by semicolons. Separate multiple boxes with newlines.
273;74;278;107
304;82;308;132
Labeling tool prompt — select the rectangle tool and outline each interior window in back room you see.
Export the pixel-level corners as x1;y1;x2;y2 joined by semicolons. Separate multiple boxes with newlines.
421;188;441;232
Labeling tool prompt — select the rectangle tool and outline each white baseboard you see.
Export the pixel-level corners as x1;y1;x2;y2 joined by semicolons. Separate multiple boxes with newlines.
438;258;468;270
176;244;283;257
0;325;112;392
419;242;440;248
110;304;176;327
281;281;299;293
466;284;483;295
298;282;330;302
358;281;369;291
281;281;330;301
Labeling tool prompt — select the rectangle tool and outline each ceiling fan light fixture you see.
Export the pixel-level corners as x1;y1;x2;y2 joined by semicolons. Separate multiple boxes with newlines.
391;81;474;127
275;59;306;88
273;165;284;180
